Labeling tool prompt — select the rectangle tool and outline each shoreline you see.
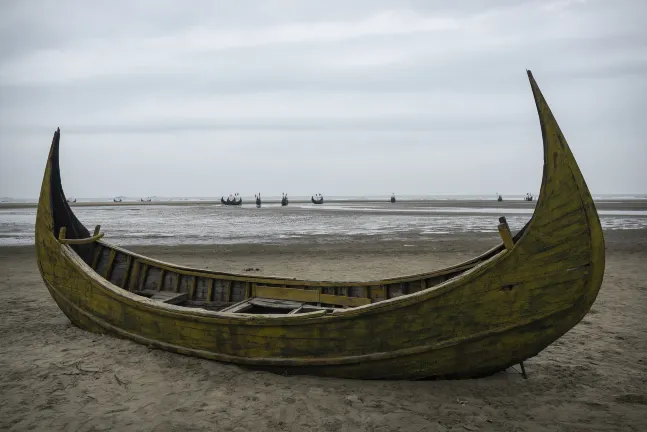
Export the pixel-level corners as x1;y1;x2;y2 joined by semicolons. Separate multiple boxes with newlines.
2;198;647;211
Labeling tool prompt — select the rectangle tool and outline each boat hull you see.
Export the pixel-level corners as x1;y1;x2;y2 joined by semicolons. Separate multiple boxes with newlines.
35;71;604;379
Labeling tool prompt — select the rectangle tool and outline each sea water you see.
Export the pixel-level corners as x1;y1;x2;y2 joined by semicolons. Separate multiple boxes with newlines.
1;201;646;247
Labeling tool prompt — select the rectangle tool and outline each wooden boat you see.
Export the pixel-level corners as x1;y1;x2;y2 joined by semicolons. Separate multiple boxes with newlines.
221;196;242;206
35;71;604;380
311;195;324;205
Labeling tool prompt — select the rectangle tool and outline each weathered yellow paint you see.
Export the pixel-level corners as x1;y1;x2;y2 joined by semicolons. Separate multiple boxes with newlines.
255;285;318;303
498;223;515;250
58;226;105;244
35;71;605;380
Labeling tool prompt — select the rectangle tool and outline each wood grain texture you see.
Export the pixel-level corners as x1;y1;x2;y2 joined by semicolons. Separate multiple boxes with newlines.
34;71;605;379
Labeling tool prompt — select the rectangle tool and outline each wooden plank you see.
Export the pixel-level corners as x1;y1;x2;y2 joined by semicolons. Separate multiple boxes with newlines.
220;300;253;313
250;298;303;309
121;255;133;289
189;277;197;300
320;293;371;307
206;279;214;302
225;280;232;303
91;244;103;270
174;274;181;293
139;264;149;291
255;285;319;303
253;285;371;307
103;249;117;280
149;291;189;305
157;269;165;292
127;261;140;291
288;306;304;315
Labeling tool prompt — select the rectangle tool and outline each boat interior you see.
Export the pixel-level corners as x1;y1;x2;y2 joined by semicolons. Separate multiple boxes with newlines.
60;219;526;316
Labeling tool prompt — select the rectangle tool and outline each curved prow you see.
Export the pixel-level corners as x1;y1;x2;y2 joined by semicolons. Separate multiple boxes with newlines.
524;69;605;306
36;129;94;264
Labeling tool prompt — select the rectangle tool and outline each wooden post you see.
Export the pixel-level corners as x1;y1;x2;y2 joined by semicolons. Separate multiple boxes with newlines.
498;216;515;250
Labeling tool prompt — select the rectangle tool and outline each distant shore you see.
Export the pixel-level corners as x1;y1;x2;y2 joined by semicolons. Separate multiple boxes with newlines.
2;198;646;211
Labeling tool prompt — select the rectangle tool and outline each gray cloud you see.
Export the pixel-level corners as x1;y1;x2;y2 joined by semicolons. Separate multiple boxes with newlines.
1;0;646;198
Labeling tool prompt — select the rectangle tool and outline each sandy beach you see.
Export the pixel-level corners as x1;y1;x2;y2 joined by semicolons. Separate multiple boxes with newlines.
1;229;646;431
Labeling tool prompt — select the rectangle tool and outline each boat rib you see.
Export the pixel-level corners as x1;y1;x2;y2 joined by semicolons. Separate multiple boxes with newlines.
35;71;604;379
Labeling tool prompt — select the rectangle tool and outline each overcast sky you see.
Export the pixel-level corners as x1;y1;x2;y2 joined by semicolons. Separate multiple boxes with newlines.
0;0;645;198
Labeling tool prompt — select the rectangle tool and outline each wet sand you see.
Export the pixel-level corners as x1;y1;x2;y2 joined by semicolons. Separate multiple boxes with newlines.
1;230;646;431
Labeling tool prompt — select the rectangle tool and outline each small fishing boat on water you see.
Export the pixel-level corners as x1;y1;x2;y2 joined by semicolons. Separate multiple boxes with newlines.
34;71;604;380
221;195;242;206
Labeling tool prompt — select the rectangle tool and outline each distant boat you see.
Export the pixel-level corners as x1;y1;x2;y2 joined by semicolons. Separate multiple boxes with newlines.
67;197;77;203
524;193;534;202
281;193;289;207
140;197;152;203
221;196;242;206
497;193;503;202
255;193;262;208
390;193;396;204
113;197;122;203
311;194;324;205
